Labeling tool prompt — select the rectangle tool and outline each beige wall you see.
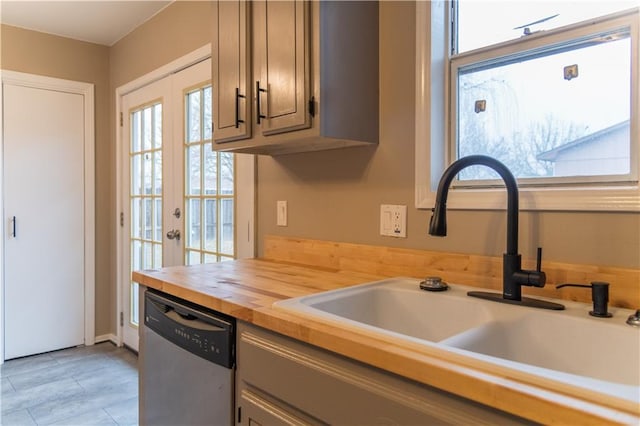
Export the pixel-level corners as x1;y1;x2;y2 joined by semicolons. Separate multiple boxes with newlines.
110;1;212;90
2;1;638;339
1;24;113;336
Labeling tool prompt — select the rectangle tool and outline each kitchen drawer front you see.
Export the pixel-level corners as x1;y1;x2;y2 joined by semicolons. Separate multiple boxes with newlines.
237;384;325;426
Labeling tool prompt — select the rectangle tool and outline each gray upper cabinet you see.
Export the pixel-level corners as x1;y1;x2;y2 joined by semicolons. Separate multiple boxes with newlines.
253;0;310;137
212;0;250;142
212;0;379;155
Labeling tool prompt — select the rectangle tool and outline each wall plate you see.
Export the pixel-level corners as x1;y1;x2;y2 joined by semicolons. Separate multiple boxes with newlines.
380;204;407;238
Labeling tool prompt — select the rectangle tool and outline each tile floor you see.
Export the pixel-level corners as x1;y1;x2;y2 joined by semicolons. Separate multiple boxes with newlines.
1;342;138;425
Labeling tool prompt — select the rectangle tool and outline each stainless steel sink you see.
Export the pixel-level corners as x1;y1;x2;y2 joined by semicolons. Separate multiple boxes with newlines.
273;277;640;402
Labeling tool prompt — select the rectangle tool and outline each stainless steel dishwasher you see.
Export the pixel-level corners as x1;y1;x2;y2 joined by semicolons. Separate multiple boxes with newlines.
140;288;235;426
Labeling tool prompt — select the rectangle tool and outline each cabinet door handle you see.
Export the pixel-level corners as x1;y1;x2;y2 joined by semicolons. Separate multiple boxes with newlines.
10;216;16;238
256;81;267;125
235;87;245;129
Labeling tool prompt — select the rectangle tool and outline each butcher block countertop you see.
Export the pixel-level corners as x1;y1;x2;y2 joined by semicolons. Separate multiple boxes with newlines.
132;237;640;425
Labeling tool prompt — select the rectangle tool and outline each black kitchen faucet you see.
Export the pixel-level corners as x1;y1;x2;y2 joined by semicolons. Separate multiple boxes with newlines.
429;155;564;310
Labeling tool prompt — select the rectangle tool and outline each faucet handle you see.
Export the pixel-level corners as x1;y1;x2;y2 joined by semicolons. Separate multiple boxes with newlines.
536;247;542;272
627;310;640;327
513;248;546;288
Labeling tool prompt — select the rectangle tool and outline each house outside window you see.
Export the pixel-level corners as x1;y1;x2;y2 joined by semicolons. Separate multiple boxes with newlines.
415;2;640;212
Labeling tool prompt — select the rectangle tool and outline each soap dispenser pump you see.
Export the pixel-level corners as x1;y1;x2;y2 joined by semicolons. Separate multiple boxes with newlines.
556;282;612;318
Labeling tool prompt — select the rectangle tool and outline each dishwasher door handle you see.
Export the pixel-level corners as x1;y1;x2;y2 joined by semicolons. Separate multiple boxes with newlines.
164;309;225;332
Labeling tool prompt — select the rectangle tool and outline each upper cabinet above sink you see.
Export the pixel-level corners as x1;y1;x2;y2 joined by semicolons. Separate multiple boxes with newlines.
212;0;379;155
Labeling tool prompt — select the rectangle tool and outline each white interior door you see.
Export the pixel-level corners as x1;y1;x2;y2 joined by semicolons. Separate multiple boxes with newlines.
3;83;85;360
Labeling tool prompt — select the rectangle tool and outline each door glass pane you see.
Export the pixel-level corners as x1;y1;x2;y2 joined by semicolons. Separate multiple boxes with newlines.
187;90;201;143
220;152;234;195
187;144;201;195
187;250;201;265
153;104;162;149
187;198;201;249
143;198;152;239
154;244;162;269
144;242;154;269
132;111;141;152
204;143;217;195
132;240;141;271
131;154;142;195
153;151;162;195
131;198;141;239
203;87;212;140
129;102;162;326
155;199;162;241
221;198;234;255
205;199;217;251
143;107;152;150
143;153;152;195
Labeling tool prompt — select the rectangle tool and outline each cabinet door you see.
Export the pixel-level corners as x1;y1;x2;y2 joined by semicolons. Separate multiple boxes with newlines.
212;0;250;142
237;323;529;426
253;0;310;136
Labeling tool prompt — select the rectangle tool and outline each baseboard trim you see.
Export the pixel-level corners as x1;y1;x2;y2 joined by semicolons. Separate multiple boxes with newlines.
94;334;118;345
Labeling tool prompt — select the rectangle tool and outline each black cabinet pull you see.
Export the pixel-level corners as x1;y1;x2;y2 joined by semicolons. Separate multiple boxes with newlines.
235;88;245;129
256;81;267;125
11;216;16;238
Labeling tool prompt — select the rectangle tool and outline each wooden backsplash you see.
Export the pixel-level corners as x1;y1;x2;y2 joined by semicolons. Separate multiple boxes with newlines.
263;235;640;309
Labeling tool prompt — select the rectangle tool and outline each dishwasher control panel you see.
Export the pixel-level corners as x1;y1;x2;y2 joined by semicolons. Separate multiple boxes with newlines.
144;289;235;368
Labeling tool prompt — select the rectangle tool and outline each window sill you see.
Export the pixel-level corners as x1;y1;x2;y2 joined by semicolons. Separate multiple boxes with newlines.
415;178;640;211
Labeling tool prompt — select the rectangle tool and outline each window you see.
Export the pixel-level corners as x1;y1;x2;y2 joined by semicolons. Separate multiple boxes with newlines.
415;1;640;211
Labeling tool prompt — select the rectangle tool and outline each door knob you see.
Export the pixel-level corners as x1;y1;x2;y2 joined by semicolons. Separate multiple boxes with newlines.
166;229;181;241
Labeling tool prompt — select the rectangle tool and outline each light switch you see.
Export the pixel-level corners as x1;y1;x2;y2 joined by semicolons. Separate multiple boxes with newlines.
277;200;288;226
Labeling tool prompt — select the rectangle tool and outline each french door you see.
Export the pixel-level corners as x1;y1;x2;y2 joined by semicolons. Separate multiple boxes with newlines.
121;75;173;350
120;58;255;351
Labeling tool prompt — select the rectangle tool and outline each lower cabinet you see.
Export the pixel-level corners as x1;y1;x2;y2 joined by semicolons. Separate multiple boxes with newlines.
236;322;532;426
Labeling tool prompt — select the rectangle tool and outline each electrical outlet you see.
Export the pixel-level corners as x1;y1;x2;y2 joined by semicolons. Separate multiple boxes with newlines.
277;200;288;226
380;204;407;238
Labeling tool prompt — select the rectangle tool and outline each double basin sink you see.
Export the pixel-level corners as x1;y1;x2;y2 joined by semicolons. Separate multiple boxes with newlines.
273;277;640;402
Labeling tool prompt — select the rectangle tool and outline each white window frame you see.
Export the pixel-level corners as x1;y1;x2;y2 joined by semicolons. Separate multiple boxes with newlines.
415;1;640;212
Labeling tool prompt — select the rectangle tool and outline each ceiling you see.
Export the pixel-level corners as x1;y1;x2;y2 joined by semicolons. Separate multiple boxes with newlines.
0;1;173;46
